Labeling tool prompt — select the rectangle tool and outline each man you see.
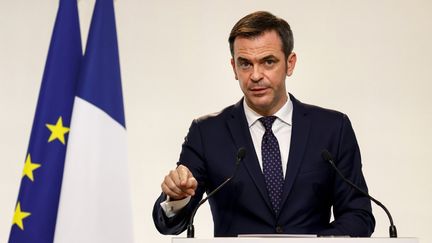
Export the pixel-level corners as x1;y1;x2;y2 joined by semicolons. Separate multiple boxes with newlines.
153;11;375;237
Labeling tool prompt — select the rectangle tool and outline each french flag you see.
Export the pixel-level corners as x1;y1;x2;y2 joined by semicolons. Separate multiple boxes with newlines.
54;0;133;242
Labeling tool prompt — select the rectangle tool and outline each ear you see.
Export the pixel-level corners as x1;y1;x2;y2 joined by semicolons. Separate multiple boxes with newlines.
231;58;238;80
286;52;297;77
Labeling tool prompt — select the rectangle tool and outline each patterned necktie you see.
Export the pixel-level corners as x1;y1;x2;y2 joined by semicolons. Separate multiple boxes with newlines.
259;116;284;215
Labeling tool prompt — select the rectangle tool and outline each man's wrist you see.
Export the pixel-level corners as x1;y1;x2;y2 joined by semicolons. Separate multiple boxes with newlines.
160;195;191;218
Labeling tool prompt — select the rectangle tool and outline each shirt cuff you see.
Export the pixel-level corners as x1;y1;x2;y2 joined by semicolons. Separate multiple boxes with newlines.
160;196;191;218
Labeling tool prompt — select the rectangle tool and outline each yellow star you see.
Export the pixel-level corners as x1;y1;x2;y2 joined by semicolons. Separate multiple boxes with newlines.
22;154;41;181
46;116;70;144
12;202;31;230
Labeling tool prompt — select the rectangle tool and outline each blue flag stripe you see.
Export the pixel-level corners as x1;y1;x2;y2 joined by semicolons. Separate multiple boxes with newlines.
77;0;125;127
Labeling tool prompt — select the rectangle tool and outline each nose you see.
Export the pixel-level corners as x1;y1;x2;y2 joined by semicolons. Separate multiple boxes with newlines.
250;65;263;83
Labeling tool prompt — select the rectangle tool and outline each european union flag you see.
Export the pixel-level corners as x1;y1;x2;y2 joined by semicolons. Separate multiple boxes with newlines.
8;0;82;242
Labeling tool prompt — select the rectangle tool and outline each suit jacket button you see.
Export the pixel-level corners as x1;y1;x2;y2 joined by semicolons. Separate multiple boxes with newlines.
276;226;283;233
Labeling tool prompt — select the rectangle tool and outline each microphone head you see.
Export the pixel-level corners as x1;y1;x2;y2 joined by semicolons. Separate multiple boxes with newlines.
236;147;246;162
321;149;333;162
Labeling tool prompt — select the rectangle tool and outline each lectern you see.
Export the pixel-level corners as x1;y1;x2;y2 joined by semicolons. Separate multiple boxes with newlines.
173;237;418;243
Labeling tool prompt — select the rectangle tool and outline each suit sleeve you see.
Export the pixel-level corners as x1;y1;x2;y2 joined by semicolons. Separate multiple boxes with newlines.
318;114;376;237
152;119;208;235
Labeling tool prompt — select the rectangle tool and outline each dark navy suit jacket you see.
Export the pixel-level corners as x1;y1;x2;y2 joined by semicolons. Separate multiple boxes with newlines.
153;94;375;237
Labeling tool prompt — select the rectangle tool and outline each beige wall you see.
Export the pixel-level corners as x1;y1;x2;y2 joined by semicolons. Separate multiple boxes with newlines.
1;1;431;242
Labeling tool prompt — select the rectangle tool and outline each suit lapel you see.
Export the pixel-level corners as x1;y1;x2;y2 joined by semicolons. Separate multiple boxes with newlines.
226;99;274;212
279;94;311;211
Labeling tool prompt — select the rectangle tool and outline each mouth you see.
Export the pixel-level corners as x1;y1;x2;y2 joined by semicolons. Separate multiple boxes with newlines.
249;87;268;96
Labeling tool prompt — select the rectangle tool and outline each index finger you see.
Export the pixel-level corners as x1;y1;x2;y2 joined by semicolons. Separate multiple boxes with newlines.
176;165;190;185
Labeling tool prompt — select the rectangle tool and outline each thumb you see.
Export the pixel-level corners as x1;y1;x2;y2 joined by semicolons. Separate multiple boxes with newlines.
186;176;198;189
184;176;198;196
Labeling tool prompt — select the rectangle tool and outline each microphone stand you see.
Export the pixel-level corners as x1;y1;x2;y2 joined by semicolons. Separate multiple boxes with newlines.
186;148;245;238
321;149;397;238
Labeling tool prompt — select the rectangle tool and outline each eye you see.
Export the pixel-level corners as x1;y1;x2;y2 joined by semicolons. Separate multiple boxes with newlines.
239;61;252;70
264;59;276;66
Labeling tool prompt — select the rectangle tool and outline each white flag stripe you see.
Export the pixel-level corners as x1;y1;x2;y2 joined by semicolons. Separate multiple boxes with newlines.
54;97;133;243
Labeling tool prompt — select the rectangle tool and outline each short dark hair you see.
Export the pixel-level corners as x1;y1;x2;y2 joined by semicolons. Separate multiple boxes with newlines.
228;11;294;58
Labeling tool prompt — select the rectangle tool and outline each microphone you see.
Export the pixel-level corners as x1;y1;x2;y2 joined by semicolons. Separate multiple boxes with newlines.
186;147;246;238
321;149;397;238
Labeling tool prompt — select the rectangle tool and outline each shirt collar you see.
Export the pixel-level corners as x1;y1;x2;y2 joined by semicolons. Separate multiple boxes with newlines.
243;95;293;128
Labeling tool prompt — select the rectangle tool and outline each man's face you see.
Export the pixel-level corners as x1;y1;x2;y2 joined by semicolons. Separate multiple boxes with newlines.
231;30;296;116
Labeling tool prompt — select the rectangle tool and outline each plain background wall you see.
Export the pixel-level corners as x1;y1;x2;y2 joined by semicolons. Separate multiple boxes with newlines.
1;0;431;242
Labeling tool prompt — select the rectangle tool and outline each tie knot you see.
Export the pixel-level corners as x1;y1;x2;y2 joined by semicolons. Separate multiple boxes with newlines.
259;116;277;131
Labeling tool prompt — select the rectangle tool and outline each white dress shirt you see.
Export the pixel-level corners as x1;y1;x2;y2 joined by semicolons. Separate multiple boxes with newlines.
243;97;293;178
161;96;293;217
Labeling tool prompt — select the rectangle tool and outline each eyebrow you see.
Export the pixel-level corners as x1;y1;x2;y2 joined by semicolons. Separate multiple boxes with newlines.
261;55;279;61
236;55;279;63
236;57;250;63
